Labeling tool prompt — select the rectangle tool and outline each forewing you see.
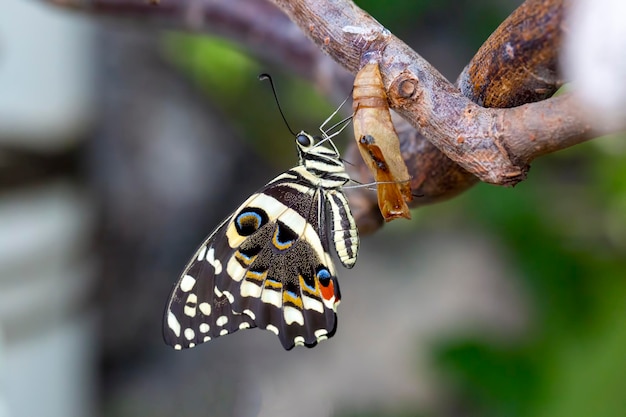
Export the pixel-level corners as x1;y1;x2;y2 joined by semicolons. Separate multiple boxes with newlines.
163;209;257;350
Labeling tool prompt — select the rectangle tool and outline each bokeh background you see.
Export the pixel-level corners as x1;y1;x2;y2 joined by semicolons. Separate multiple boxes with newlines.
1;1;625;417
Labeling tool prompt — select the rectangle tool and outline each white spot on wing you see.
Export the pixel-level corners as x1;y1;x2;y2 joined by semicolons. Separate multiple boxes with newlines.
203;336;211;342
180;275;196;292
186;293;197;304
184;294;198;317
222;290;234;304
241;280;262;298
219;329;229;336
184;305;196;317
243;309;256;320
206;247;223;274
196;245;208;261
184;328;195;340
294;336;305;346
227;257;246;282
199;302;211;316
199;323;210;333
216;316;228;326
284;306;304;325
167;311;181;337
266;324;279;335
174;344;182;350
321;295;336;310
261;289;282;308
314;329;328;338
239;322;251;330
302;295;324;313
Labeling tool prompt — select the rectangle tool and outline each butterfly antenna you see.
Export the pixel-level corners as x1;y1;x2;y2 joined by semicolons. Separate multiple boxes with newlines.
259;73;296;136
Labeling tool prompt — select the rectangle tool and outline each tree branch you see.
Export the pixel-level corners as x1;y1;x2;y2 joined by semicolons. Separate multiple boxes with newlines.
458;0;565;108
271;0;592;182
269;0;594;229
41;0;597;232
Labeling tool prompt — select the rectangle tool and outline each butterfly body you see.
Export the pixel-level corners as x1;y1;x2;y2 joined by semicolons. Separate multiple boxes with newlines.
164;132;358;350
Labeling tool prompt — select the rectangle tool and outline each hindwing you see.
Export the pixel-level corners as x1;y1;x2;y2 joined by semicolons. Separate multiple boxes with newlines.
164;171;349;350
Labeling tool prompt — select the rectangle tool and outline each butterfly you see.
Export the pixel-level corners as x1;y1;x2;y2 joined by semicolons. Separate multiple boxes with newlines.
163;129;359;350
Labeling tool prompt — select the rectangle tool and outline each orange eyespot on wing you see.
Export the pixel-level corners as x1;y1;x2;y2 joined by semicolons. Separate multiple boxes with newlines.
353;62;412;221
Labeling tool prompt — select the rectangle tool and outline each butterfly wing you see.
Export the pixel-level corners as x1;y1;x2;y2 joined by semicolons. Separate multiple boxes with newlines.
163;211;256;350
163;169;342;350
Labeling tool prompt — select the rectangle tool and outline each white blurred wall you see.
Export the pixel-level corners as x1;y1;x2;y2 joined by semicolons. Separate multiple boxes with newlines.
0;1;96;417
562;0;626;133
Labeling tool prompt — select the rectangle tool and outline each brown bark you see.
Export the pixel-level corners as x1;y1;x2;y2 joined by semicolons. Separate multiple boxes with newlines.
458;0;565;108
271;0;590;182
41;0;596;232
270;0;590;228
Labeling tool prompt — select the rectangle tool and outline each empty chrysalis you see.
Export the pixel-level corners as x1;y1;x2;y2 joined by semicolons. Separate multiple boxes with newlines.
353;62;412;221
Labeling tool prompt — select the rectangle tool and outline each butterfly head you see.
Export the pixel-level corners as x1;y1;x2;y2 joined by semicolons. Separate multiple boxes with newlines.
294;131;349;186
296;130;343;165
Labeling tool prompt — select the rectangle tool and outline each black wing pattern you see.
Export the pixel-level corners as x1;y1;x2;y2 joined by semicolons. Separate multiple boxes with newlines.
164;171;343;350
